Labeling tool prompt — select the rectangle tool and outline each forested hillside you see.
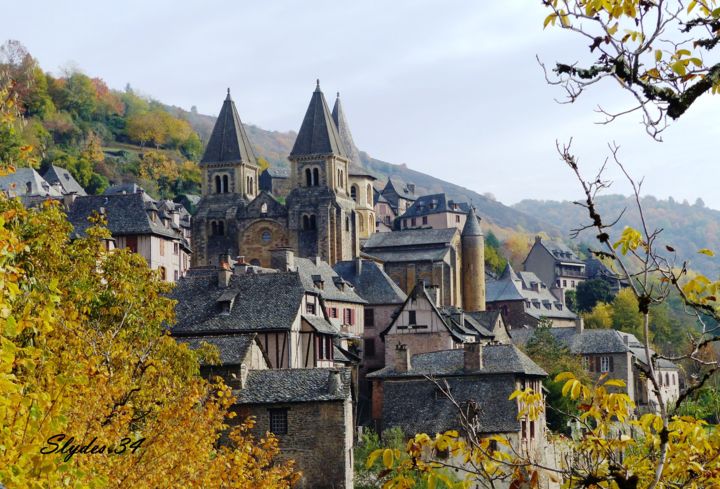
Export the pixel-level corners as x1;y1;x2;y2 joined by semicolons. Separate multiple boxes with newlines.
514;195;720;277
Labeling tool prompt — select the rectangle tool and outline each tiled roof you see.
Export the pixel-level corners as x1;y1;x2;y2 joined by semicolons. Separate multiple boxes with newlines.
363;228;457;249
201;91;258;167
333;259;407;305
440;308;495;338
176;333;259;366
535;237;584;264
0;168;61;198
290;81;347;158
302;315;340;335
66;193;181;239
400;193;469;218
234;368;352;404
364;248;450;263
104;183;148;197
467;310;503;332
42;165;87;196
265;167;290;178
368;345;547;379
332;93;362;167
294;257;366;304
462;207;483;237
171;269;306;335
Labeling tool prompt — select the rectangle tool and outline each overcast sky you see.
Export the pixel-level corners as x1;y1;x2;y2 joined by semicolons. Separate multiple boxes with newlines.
6;1;720;209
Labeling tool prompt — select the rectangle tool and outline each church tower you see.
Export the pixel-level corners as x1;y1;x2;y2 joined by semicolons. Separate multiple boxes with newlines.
461;206;486;311
286;81;358;264
333;92;376;241
192;90;260;266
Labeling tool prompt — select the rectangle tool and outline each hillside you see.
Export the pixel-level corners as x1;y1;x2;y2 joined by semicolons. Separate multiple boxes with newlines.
167;104;557;235
514;195;720;277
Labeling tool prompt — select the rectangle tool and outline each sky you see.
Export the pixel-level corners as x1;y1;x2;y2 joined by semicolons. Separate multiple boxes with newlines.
5;0;720;209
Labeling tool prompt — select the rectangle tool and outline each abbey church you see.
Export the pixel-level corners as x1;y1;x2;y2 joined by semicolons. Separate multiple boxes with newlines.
192;81;376;268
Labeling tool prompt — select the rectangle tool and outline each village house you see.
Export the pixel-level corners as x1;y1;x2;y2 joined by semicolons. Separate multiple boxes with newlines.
42;164;87;196
510;325;680;411
486;264;578;329
523;236;586;303
373;190;395;232
367;343;548;460
259;167;291;198
0;167;63;203
376;178;416;219
397;193;470;231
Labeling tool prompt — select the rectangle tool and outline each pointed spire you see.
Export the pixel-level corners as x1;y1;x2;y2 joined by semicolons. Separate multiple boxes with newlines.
500;262;515;280
201;90;258;167
462;206;483;237
315;79;321;92
290;81;347;158
332;91;362;168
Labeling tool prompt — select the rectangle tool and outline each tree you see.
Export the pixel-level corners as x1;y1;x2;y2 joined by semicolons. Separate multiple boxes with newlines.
541;0;720;139
582;301;613;329
0;77;298;488
575;278;615;312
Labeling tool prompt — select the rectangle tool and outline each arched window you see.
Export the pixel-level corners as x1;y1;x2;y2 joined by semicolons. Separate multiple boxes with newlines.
260;203;268;214
261;230;271;243
250;177;254;194
211;221;218;235
302;215;310;230
310;215;317;230
367;184;372;205
158;266;167;281
222;175;229;193
345;216;350;232
217;221;225;235
305;168;312;187
359;217;364;232
215;175;222;194
313;168;319;186
350;185;358;201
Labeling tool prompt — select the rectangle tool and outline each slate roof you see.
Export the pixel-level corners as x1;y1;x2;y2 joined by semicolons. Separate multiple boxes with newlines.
171;269;306;335
265;167;290;178
66;193;181;239
333;259;407;305
294;257;366;304
620;332;677;369
0;168;61;198
486;264;577;320
302;315;340;335
439;308;495;338
531;237;584;265
381;179;416;208
332;93;362;167
368;345;547;379
42;165;87;196
104;183;148;197
467;310;503;332
364;248;450;264
400;193;470;218
234;368;352;404
177;333;259;366
363;228;457;249
462;207;483;237
201;90;258;167
290;81;347;158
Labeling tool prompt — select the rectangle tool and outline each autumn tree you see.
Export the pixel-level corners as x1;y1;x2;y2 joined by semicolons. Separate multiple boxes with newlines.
575;278;615;312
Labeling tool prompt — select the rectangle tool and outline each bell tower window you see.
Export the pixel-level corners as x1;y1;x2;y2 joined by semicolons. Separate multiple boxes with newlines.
222;175;229;193
312;168;319;186
305;168;312;187
351;185;358;201
215;175;222;194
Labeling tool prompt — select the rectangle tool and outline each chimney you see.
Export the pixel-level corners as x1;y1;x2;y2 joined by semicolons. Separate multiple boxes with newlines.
535;235;542;243
328;369;342;395
62;192;77;210
623;333;629;346
314;256;322;266
395;344;411;373
575;317;584;334
406;183;415;194
427;284;441;307
270;248;295;271
355;257;363;275
464;342;483;371
218;256;232;288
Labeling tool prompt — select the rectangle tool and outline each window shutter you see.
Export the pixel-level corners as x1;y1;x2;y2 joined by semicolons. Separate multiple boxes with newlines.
610;356;614;372
351;309;355;325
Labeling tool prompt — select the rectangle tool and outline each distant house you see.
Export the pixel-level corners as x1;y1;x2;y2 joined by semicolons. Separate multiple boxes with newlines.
373;190;395;232
174;193;201;214
523;236;586;302
486;264;578;329
380;281;509;366
176;333;269;383
584;254;627;292
511;325;680;411
65;191;191;282
368;343;548;458
233;368;354;489
259;167;291;198
0;167;62;203
377;178;415;218
333;257;407;423
363;227;462;307
42;164;87;196
397;193;469;231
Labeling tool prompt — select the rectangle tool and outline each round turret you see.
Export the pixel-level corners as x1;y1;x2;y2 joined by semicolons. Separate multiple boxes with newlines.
461;206;485;311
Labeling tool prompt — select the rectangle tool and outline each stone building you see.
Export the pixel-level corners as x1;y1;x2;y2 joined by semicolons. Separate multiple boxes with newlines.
348;173;377;240
234;368;354;489
259;167;291;198
0;167;63;203
42;164;87;196
523;236;586;302
486;264;578;329
65;190;192;282
381;281;509;366
377;178;415;219
397;193;469;231
193;82;369;268
367;343;548;458
373;191;395;232
511;325;679;411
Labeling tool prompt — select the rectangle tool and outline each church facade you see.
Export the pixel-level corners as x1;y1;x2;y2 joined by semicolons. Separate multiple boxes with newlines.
192;82;375;267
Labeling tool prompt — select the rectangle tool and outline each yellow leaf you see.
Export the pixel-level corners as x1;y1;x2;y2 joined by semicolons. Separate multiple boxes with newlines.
554;372;575;382
366;448;383;468
655;50;662;62
698;248;715;257
382;448;394;469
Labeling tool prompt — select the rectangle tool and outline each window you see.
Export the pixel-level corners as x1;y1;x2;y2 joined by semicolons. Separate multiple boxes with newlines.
359;218;364;232
313;168;319;186
369;215;373;231
351;185;358;201
305;168;312;187
571;280;575;287
455;215;460;223
582;356;589;370
261;203;268;214
306;302;316;315
217;221;225;236
344;308;355;325
411;218;416;227
556;279;561;287
174;270;179;281
126;235;138;253
600;356;610;373
160;239;165;256
403;219;407;228
563;279;567;287
408;310;417;325
665;372;669;385
365;308;375;327
317;335;333;360
345;216;350;232
215;175;222;194
530;420;535;438
328;307;337;318
173;242;179;255
310;215;317;230
364;338;375;358
158;266;166;281
269;409;288;435
222;175;229;193
367;184;372;205
262;230;271;243
422;216;428;225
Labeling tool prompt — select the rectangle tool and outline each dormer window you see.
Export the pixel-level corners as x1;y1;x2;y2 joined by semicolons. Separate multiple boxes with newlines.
312;274;324;290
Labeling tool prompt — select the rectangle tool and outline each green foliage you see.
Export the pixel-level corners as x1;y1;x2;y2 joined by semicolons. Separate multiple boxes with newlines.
565;289;577;312
575;278;615;312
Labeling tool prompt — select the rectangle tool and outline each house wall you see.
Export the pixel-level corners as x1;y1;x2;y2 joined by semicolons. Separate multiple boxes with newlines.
116;234;187;283
235;400;354;489
583;352;635;402
522;243;556;290
399;212;466;231
384;260;456;307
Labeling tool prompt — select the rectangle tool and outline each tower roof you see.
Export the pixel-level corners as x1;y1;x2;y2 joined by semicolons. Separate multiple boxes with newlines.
290;80;347;158
331;92;362;168
462;207;483;237
201;89;258;167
